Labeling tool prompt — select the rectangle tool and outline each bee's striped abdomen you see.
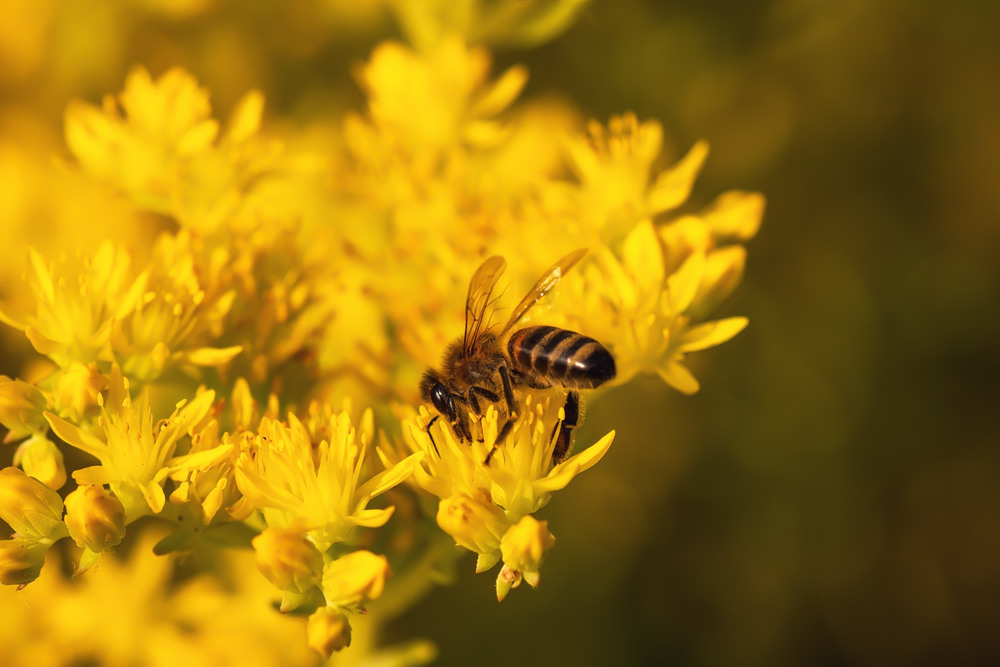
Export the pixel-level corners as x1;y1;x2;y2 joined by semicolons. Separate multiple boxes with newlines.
507;325;616;389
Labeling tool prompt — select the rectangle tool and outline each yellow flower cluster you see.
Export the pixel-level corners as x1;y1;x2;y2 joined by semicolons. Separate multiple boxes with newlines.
0;9;762;662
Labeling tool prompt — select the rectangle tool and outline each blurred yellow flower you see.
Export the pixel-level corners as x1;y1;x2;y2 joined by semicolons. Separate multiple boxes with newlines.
65;65;278;231
565;113;709;244
0;243;138;368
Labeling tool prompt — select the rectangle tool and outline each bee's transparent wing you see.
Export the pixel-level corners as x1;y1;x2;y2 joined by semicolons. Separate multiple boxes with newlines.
502;248;587;335
464;255;507;354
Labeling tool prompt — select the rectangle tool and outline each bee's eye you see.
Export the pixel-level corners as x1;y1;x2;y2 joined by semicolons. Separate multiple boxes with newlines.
430;384;455;420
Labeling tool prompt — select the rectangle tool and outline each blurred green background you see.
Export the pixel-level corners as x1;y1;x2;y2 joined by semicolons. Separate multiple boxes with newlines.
3;0;999;665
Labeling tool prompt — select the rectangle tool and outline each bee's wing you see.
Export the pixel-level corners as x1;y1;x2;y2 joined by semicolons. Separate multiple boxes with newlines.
501;248;587;335
464;255;507;354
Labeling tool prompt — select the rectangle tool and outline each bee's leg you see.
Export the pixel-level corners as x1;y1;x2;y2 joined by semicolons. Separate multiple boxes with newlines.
550;391;580;463
467;386;500;416
485;366;518;465
499;365;516;415
425;415;441;455
455;415;472;442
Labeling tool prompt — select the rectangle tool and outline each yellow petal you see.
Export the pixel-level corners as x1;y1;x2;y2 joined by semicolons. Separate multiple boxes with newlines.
621;219;665;293
226;90;264;144
703;190;765;242
178;345;243;366
469;65;528;119
665;250;705;314
355;452;421;501
534;430;615;495
657;361;700;395
678;317;748;352
648;140;709;213
45;411;108;460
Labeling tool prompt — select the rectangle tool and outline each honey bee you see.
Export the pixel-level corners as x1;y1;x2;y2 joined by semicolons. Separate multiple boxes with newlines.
420;249;616;463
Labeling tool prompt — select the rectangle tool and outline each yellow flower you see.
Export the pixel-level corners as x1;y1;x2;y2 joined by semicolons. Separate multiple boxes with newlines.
354;35;526;155
166;427;246;524
235;408;421;552
562;219;752;393
0;243;139;368
110;231;242;384
565;113;709;243
45;367;216;521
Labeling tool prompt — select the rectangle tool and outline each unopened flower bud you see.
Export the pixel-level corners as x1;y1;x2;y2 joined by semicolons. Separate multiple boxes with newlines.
63;485;126;552
321;550;391;609
0;467;66;540
501;515;555;574
0;377;46;442
0;538;47;585
14;434;66;490
496;515;555;601
251;526;323;593
307;606;351;658
436;491;507;558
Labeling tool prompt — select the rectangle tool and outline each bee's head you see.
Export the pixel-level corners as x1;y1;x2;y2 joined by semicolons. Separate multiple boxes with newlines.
420;369;457;422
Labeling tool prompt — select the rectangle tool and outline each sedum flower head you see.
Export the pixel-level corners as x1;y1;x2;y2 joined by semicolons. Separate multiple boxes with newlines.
235;408;421;552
